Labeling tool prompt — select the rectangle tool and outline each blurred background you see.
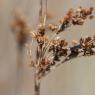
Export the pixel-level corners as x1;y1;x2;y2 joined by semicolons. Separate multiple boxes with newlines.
0;0;95;95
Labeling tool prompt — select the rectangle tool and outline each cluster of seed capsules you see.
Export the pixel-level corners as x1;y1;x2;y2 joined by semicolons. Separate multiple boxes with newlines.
49;6;94;34
33;7;95;79
10;7;95;80
36;35;95;79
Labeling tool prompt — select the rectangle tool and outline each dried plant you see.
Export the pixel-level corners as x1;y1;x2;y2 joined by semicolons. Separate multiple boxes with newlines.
10;0;95;95
11;9;32;49
10;9;33;95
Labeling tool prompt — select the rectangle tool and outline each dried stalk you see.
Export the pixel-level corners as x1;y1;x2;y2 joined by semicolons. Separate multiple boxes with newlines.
11;2;94;95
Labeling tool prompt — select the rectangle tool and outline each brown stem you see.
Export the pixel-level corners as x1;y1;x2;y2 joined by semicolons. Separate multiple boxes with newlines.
34;73;40;95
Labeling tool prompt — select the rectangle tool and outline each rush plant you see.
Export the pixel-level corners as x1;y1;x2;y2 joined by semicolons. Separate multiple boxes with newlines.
11;0;94;95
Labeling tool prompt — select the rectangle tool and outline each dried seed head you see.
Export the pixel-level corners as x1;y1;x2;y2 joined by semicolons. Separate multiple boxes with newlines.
38;24;45;36
85;36;92;42
72;17;84;25
67;8;74;18
89;15;94;19
72;40;78;45
59;15;70;24
48;24;58;31
76;7;82;13
60;40;68;47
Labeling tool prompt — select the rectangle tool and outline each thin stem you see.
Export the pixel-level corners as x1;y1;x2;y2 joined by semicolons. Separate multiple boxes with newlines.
39;0;48;25
34;68;40;95
43;33;58;57
43;0;47;26
39;0;43;24
34;1;48;95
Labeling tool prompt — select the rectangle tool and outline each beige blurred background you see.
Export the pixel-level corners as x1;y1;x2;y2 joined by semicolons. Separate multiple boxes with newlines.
0;0;95;95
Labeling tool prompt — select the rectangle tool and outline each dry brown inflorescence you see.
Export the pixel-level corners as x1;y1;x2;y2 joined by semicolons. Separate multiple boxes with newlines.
11;7;94;79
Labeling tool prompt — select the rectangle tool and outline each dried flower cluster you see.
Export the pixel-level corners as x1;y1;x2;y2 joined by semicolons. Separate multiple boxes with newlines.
36;35;95;79
26;7;94;79
11;7;94;80
48;7;94;34
11;12;31;47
